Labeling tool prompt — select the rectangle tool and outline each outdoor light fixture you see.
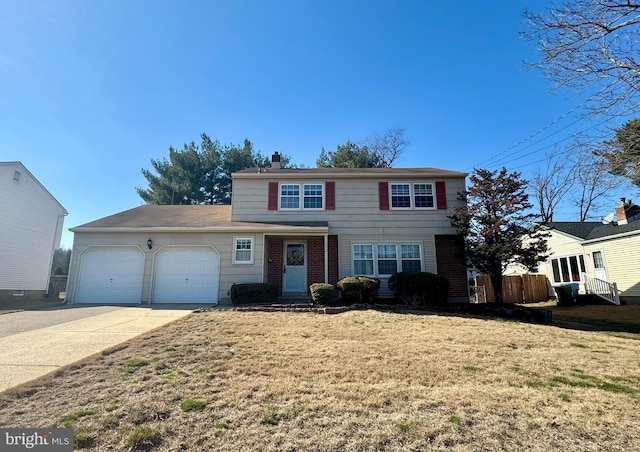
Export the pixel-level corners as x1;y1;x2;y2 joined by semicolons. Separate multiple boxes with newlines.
147;239;153;249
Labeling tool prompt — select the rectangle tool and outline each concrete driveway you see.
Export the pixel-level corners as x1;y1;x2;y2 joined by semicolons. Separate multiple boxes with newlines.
0;305;205;392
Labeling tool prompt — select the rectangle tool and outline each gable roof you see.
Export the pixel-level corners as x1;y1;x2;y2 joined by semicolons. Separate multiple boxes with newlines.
1;161;67;214
70;205;328;232
233;166;467;179
545;220;640;241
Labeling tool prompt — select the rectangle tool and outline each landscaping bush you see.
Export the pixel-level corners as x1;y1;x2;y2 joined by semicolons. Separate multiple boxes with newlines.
336;276;380;304
388;271;450;306
230;283;278;305
309;283;337;304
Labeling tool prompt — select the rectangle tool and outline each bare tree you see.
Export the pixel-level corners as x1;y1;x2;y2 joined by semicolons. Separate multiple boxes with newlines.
522;1;640;115
363;127;408;168
572;143;629;221
531;153;576;222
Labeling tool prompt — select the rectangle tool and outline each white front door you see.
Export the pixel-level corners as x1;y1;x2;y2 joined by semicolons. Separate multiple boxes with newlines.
284;242;307;292
592;250;608;281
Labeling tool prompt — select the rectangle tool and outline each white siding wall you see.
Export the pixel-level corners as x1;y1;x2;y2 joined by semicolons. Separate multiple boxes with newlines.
0;163;67;290
67;231;265;304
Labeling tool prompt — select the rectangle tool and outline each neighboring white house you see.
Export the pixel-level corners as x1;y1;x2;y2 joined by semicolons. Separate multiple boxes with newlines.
528;199;640;305
65;153;469;305
0;162;68;301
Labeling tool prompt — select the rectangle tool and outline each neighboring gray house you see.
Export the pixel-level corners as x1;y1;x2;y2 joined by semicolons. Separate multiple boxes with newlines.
66;153;468;304
0;162;68;301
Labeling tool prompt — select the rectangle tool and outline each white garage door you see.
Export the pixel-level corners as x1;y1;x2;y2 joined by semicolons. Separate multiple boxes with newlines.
77;247;145;304
152;247;219;303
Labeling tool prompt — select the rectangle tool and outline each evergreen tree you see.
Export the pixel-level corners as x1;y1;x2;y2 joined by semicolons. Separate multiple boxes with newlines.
449;168;549;303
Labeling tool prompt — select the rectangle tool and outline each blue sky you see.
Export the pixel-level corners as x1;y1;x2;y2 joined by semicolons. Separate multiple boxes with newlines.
1;0;632;249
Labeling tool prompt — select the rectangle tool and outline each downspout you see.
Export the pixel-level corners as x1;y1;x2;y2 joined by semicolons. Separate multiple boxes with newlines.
46;213;67;296
324;233;328;283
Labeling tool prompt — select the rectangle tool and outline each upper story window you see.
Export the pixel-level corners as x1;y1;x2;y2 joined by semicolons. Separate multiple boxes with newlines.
280;185;300;209
390;182;435;209
233;237;254;264
280;183;324;210
304;184;323;209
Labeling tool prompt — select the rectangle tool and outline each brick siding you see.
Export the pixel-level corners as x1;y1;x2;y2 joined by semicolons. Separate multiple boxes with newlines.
435;235;468;298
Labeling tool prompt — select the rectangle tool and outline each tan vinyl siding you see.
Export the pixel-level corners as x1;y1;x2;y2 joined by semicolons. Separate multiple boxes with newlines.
231;177;465;234
67;231;264;304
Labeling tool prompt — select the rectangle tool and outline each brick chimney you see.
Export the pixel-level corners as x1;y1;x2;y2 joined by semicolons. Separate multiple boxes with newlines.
616;198;628;225
271;151;281;169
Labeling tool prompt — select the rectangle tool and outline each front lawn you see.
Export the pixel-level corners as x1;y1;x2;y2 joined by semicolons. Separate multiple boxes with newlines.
1;308;639;450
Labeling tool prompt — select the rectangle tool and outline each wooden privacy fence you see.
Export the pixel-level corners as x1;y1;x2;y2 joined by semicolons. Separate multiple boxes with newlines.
473;274;549;304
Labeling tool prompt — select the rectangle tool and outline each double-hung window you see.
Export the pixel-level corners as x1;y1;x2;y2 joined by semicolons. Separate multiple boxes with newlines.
280;183;324;210
353;244;374;275
303;184;323;209
352;242;423;277
280;185;300;209
400;244;422;271
390;182;435;209
233;237;254;264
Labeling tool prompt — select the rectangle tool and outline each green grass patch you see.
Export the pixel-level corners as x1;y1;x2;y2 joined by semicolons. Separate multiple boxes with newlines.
463;365;480;372
570;342;589;349
73;425;95;449
449;415;462;426
215;422;230;430
397;420;416;433
63;409;96;427
125;426;161;449
123;358;149;374
180;399;207;412
597;382;637;394
525;380;549;389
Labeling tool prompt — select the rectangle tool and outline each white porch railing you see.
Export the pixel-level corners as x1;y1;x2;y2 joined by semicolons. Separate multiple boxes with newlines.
582;272;621;305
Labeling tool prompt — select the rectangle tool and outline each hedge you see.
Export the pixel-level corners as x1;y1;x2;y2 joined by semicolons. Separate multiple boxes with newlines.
230;283;278;305
336;276;380;304
387;271;450;306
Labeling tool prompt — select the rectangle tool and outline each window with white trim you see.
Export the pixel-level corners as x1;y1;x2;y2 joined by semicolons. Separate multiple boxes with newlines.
280;185;300;209
304;184;323;209
390;182;435;209
550;255;585;284
352;242;423;276
233;237;254;264
280;183;324;210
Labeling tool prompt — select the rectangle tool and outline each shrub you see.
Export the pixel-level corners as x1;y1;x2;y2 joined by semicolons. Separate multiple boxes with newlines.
387;271;450;306
336;276;380;304
230;283;278;305
309;283;337;304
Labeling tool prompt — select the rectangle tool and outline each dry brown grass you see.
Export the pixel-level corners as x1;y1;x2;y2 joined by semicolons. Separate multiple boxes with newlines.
1;308;640;451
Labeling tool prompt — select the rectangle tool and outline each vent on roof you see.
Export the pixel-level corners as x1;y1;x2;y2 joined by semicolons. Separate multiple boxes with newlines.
13;171;20;182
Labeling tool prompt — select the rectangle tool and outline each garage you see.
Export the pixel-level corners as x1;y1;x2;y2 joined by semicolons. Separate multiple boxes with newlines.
152;246;220;303
76;247;145;304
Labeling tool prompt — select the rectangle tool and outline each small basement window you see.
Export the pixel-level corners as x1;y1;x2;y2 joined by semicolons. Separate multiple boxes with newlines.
12;290;25;297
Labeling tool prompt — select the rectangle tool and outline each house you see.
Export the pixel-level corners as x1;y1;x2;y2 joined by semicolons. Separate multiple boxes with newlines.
531;199;640;304
0;162;68;301
65;153;469;304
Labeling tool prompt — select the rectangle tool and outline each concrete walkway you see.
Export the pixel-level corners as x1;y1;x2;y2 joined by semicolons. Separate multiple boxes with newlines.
0;305;203;392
